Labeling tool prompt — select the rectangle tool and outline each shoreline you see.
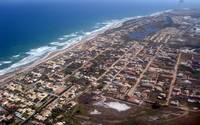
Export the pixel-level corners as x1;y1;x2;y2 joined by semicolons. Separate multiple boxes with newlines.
0;18;125;83
0;9;173;83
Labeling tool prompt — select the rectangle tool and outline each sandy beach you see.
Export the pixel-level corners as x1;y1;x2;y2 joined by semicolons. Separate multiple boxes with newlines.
0;19;125;84
0;9;173;84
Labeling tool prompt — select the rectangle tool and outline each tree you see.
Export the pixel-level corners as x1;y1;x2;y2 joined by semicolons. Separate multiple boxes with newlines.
152;101;161;109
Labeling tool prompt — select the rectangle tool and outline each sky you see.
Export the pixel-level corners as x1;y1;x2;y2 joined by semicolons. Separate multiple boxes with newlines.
0;0;197;3
0;0;200;4
0;1;198;10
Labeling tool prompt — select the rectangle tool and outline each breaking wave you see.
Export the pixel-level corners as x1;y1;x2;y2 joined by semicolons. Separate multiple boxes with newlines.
12;55;20;58
1;61;12;64
0;9;173;76
0;19;124;75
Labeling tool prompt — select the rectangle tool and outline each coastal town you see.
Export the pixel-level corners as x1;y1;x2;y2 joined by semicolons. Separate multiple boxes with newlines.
0;9;200;125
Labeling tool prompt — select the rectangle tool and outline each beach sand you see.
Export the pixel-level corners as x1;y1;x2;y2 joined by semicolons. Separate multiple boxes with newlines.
0;19;125;84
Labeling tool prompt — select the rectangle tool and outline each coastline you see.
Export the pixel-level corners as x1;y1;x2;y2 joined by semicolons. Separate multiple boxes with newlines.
0;9;173;83
0;17;126;83
0;7;200;125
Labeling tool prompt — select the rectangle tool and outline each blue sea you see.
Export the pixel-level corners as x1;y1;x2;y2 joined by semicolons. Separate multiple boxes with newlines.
0;0;200;75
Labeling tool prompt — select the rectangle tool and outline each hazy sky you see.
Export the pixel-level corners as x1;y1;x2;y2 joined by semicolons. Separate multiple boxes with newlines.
1;0;199;3
1;0;200;6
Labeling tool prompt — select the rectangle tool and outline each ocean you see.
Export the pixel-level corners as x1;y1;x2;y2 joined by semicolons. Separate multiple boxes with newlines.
0;0;200;75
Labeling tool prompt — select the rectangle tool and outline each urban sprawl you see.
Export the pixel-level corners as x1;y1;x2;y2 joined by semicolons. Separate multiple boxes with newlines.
0;9;200;125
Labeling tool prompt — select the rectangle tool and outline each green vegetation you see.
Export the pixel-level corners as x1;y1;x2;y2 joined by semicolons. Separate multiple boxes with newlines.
151;101;161;109
192;70;200;79
68;76;90;85
123;107;159;125
70;104;86;116
52;107;63;118
179;64;200;79
46;104;86;125
96;83;105;90
64;62;82;75
179;64;192;72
